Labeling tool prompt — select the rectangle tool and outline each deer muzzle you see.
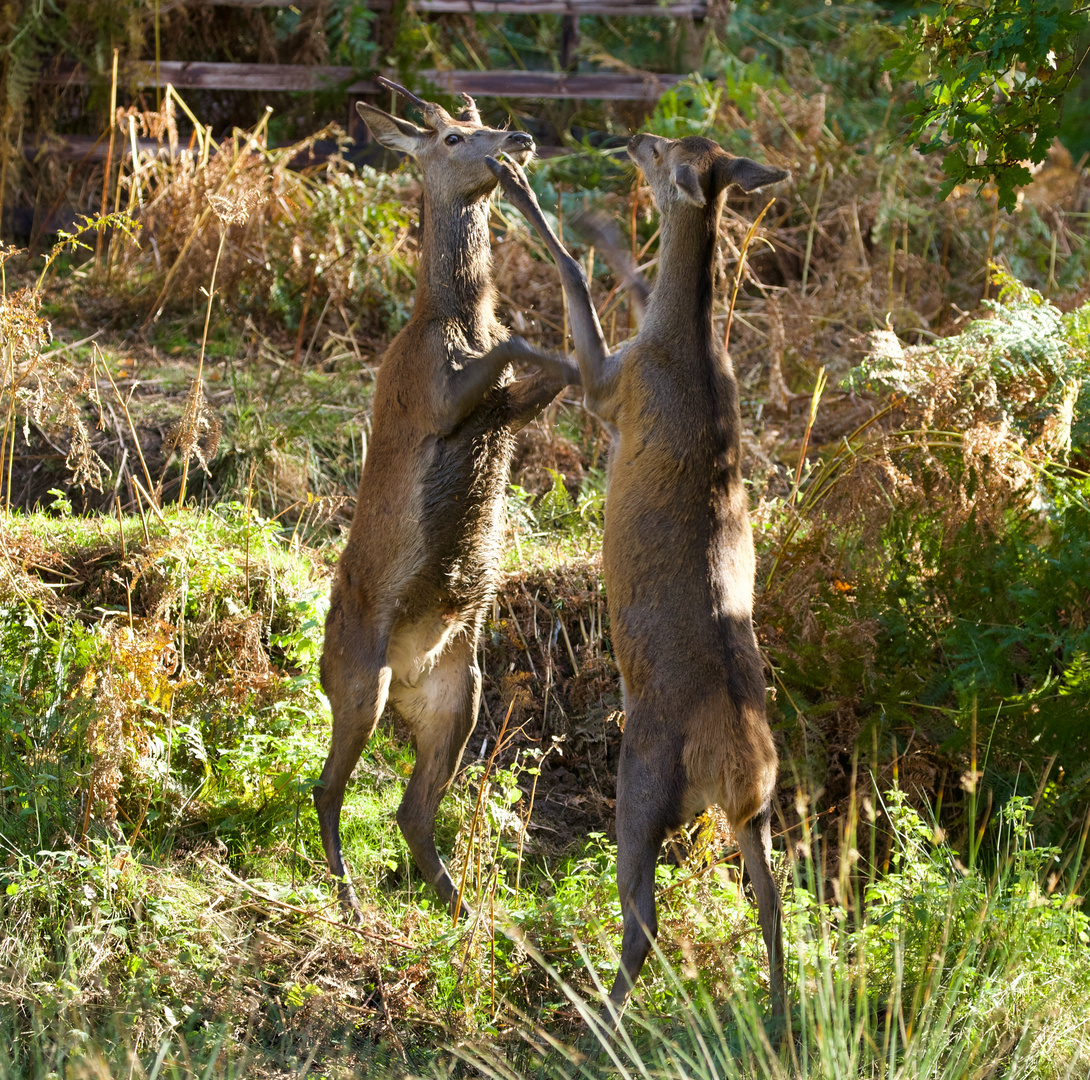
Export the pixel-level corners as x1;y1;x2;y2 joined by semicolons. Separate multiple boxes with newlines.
504;130;535;162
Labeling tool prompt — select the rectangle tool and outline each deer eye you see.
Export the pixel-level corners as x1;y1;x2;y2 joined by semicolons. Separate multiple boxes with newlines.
652;146;662;162
445;132;463;145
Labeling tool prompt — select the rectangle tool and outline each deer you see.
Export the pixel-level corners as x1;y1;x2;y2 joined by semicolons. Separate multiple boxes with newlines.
482;135;789;1017
315;79;579;921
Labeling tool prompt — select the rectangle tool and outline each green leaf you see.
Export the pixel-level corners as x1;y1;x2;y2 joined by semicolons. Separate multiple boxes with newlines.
896;0;1081;207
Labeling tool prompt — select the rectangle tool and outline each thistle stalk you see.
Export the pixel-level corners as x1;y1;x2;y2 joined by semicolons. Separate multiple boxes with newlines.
176;190;258;506
177;225;227;507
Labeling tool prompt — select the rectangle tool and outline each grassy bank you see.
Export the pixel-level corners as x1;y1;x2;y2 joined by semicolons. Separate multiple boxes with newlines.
2;20;1090;1072
3;273;1090;1067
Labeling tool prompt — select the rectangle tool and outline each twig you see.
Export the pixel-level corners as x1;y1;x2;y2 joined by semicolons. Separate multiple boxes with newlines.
800;164;828;298
132;476;166;525
303;293;333;367
557;614;579;677
331;305;360;359
40;331;104;358
95;49;119;272
132;481;151;544
95;344;158;507
790;365;828;505
294;262;317;365
504;596;536;676
115;496;134;635
77;777;95;849
453;698;516;928
178;209;232;505
514;768;541;901
982;200;1000;300
215;863;415;949
558;183;568;356
374;963;407;1062
1;346;15;511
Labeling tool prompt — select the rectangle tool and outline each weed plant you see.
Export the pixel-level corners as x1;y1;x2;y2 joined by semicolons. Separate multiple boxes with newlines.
4;765;1088;1078
758;272;1090;850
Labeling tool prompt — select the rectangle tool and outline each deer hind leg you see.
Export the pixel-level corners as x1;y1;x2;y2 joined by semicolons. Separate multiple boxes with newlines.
735;800;786;1020
609;735;679;1010
315;622;391;918
389;633;480;920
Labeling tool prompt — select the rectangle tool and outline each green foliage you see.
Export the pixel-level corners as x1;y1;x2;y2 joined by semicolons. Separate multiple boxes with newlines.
0;509;329;855
452;790;1090;1080
0;607;98;850
507;470;604;567
860;269;1088;418
891;0;1090;211
325;1;379;72
649;76;725;139
242;163;417;336
766;277;1090;849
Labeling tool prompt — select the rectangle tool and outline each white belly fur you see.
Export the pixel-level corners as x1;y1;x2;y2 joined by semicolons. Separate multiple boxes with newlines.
386;613;465;688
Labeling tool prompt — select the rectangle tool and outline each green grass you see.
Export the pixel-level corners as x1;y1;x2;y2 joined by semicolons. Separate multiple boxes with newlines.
3;271;1090;1075
2;17;1090;1070
4;264;1090;1074
4;745;1089;1078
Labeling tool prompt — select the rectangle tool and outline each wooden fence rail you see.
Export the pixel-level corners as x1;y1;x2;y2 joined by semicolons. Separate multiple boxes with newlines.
45;61;686;100
205;0;710;14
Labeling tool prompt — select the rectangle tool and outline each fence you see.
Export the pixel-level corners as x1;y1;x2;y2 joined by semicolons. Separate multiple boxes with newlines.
32;2;714;167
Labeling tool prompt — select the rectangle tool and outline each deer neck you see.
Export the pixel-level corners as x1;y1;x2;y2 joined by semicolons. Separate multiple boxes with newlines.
415;192;497;337
644;196;723;343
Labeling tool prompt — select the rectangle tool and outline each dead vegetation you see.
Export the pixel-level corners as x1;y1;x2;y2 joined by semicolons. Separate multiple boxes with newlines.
1;50;1089;1072
2;73;1088;845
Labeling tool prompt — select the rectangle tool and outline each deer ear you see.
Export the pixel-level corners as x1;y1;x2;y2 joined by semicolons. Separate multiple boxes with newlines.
671;163;706;207
356;102;429;156
716;155;790;193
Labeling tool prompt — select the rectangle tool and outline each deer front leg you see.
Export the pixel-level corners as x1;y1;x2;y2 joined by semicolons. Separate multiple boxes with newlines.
482;336;580;429
435;343;574;437
486;156;621;419
572;210;650;323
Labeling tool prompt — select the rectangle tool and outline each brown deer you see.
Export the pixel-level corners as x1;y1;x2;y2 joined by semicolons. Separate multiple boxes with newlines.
315;79;579;919
483;136;789;1015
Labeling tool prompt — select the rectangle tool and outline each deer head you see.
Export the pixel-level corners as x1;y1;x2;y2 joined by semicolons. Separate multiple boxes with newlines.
627;133;789;210
358;78;535;204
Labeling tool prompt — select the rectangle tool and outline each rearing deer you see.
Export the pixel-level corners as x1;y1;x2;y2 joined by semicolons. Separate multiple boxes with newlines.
484;136;788;1015
315;80;578;919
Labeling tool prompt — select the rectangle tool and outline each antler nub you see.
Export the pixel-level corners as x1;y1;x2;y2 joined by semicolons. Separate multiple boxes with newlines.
458;92;481;124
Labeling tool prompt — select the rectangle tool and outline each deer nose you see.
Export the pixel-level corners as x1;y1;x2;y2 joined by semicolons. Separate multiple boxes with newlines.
628;134;646;153
506;131;534;150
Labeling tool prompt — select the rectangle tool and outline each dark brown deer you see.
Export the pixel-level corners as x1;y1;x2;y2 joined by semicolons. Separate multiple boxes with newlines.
483;136;789;1015
315;80;578;919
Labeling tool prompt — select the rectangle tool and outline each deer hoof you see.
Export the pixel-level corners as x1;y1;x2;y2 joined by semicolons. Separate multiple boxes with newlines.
486;155;529;194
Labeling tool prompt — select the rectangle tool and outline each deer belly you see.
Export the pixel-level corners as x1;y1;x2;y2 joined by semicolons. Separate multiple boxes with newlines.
387;613;466;687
